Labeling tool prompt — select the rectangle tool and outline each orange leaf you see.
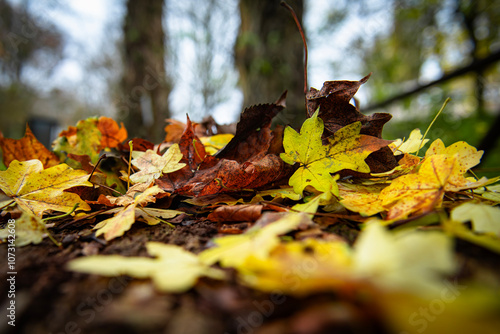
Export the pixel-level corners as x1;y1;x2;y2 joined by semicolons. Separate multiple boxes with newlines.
97;116;128;148
0;124;60;168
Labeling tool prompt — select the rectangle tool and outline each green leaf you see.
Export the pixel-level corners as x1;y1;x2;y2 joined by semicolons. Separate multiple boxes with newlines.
280;109;390;196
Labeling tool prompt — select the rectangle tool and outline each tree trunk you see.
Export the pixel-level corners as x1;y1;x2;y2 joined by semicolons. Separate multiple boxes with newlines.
120;0;170;142
235;0;305;128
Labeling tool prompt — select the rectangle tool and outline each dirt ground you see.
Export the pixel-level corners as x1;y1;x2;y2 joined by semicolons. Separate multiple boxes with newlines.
1;210;500;334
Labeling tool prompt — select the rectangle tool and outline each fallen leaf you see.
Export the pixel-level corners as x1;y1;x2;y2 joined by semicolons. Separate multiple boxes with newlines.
200;134;234;155
379;155;455;220
442;218;500;254
352;222;456;294
389;129;429;155
0;124;60;168
97;116;128;148
306;74;391;139
94;185;181;240
67;242;225;293
129;144;186;185
425;139;486;190
53;117;102;164
239;237;353;295
199;212;310;268
207;204;263;222
173;153;286;196
215;92;286;160
338;182;386;216
0;159;92;217
0;211;47;246
280;109;391;196
451;202;500;235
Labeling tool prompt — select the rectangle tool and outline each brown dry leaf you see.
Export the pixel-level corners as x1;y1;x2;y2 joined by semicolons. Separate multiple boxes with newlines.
306;74;391;139
158;98;291;196
207;204;263;222
215;92;286;160
0;124;60;168
97;116;128;148
175;153;286;196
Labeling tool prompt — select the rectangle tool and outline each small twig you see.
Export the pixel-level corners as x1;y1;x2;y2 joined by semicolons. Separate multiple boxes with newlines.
88;153;107;183
281;1;308;95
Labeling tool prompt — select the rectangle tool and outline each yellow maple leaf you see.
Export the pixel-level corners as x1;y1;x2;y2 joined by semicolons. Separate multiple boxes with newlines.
199;212;310;268
380;140;498;220
94;185;182;240
379;155;454;220
451;202;500;236
424;139;489;191
67;242;225;293
352;222;456;294
389;128;429;155
0;159;92;217
0;211;47;246
280;109;390;196
199;134;234;155
239;238;353;295
338;182;386;216
129;144;186;185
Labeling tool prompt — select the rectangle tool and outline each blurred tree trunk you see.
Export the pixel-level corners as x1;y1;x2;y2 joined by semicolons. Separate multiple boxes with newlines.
120;0;170;142
235;0;305;128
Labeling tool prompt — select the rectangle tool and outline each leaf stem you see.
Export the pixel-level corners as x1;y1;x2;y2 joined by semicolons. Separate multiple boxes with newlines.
417;97;451;156
127;140;133;190
42;203;80;221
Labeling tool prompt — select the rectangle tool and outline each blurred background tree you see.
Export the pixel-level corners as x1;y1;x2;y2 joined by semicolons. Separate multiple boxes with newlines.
235;0;305;128
120;0;170;142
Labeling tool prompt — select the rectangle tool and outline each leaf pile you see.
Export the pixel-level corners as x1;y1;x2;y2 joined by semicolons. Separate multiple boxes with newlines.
1;78;500;333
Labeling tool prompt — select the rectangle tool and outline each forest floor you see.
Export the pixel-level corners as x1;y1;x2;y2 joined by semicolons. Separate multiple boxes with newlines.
1;209;500;334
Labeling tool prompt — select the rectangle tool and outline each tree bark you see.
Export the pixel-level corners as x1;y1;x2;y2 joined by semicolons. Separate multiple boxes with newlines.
235;0;305;128
120;0;170;142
